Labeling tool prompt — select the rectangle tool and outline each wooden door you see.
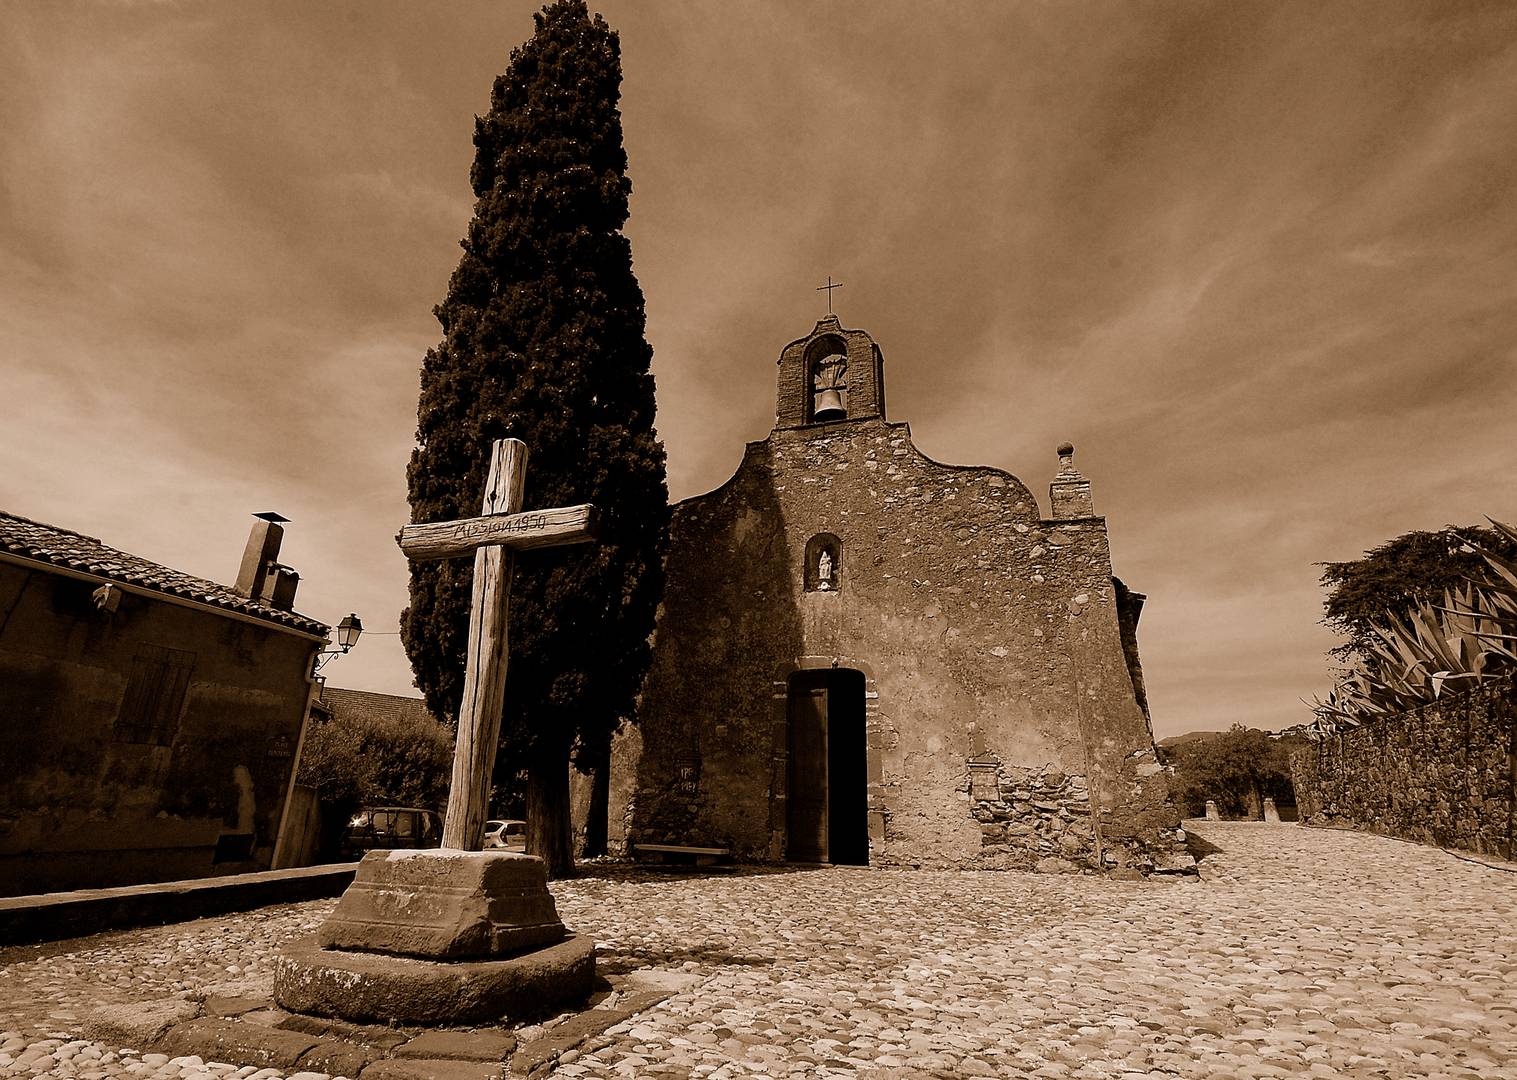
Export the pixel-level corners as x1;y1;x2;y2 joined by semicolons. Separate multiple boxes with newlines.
787;682;828;862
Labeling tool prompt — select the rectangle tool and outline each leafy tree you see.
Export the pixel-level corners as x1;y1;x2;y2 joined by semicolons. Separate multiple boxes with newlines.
1319;525;1517;663
298;693;455;857
1160;725;1298;819
1310;520;1517;731
401;0;667;877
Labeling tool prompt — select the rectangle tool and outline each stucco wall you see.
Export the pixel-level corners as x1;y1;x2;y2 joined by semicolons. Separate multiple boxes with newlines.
0;562;316;894
616;416;1183;872
1291;677;1515;859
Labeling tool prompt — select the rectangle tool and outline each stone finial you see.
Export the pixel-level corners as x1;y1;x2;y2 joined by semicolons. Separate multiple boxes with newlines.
1049;441;1093;519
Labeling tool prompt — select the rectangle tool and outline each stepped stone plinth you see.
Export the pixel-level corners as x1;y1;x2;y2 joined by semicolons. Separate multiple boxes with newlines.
274;849;593;1026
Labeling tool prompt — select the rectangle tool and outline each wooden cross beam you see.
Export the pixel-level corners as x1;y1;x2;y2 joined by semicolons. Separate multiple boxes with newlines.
395;438;599;851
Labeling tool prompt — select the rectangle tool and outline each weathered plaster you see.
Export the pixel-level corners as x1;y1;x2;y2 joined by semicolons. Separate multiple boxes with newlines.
0;563;314;894
614;318;1184;873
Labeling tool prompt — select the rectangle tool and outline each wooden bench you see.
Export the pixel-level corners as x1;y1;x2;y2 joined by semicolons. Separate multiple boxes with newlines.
633;843;730;867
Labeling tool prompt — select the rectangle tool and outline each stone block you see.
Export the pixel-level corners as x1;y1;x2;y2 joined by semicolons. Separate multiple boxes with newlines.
394;1029;517;1061
318;849;565;960
163;1018;320;1070
274;933;595;1026
204;996;265;1018
1034;857;1080;875
360;1058;506;1080
297;1037;377;1076
276;1013;413;1050
79;999;201;1049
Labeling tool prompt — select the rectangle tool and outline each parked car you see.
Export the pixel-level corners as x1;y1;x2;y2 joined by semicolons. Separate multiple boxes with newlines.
483;818;527;852
343;806;443;856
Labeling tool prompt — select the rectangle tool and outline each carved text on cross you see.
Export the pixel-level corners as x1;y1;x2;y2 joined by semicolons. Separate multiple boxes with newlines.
395;438;599;850
816;276;843;314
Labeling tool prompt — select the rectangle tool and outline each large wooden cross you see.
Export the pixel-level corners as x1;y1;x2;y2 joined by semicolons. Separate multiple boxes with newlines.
396;438;598;851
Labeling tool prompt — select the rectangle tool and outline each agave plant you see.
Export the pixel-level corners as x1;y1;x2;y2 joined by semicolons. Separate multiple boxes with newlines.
1307;518;1517;737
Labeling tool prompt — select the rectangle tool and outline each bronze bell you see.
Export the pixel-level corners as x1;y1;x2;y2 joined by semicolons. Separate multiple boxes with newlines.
814;388;846;421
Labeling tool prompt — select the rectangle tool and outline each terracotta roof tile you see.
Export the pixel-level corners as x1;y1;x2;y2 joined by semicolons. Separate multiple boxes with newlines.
0;510;328;637
317;686;441;727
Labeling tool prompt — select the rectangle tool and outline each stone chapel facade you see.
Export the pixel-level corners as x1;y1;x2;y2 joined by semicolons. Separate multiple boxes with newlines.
609;315;1189;874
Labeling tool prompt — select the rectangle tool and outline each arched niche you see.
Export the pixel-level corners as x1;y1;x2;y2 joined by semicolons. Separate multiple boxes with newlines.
805;335;849;422
804;533;841;592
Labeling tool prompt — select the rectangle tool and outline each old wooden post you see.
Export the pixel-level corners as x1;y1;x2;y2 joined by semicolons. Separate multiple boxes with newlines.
397;438;598;851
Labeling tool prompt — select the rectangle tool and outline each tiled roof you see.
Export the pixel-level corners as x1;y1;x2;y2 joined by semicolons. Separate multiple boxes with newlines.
0;510;328;637
318;686;442;727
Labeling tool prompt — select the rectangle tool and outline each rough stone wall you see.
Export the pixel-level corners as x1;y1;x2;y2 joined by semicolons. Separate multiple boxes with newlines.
1291;677;1515;860
0;562;315;894
617;414;1185;873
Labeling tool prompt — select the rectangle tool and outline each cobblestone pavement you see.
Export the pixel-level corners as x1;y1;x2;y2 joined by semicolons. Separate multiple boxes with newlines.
2;821;1515;1079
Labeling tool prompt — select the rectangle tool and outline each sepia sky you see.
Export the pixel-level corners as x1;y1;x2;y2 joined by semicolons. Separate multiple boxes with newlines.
3;1;1515;739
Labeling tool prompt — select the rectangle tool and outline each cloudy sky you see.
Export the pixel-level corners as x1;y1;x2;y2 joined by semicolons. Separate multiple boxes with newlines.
3;1;1515;738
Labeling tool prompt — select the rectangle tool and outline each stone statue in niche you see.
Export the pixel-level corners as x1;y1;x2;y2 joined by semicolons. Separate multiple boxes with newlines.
812;352;848;421
805;534;840;592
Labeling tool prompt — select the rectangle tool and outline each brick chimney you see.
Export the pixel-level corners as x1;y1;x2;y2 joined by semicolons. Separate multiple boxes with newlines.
235;512;300;610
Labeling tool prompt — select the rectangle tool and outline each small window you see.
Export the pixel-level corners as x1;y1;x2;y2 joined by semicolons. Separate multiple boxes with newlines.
115;644;195;745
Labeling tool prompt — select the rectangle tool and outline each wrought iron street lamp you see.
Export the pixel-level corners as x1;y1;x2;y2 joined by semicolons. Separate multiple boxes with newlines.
314;612;363;673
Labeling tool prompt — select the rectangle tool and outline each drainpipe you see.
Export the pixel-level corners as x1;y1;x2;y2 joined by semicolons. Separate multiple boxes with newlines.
271;644;326;869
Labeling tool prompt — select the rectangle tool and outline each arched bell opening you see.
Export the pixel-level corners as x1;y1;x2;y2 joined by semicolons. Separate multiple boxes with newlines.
806;335;849;423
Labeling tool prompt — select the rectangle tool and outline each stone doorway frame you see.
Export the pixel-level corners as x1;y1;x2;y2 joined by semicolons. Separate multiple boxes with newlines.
767;656;886;862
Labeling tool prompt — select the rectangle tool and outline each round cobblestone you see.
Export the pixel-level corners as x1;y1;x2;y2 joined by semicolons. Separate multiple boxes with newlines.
0;823;1513;1077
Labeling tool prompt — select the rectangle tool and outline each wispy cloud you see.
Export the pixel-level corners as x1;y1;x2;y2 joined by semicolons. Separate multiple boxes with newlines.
2;1;1514;733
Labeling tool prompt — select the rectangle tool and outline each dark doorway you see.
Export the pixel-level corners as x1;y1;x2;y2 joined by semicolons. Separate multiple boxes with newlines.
786;668;868;865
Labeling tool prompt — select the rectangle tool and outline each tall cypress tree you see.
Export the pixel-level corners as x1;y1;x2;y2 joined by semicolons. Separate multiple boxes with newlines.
402;0;667;878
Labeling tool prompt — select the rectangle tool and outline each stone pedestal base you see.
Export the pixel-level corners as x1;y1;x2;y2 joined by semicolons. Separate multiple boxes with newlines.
318;849;565;960
274;849;594;1026
274;934;596;1026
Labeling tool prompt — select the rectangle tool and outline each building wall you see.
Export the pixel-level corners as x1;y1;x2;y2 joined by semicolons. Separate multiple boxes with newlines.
0;563;316;894
615;417;1185;872
1291;677;1515;860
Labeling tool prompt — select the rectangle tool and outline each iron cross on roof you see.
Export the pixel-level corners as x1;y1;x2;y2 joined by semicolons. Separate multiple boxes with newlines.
816;276;843;314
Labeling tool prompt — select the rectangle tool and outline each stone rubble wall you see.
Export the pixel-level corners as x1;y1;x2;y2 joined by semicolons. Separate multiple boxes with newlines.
970;764;1095;871
1290;675;1515;860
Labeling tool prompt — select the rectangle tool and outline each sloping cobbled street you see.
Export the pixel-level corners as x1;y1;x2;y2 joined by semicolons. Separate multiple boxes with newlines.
1;821;1515;1078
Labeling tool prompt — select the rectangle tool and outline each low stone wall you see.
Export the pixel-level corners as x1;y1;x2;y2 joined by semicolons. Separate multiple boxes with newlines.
1290;677;1515;859
0;862;358;947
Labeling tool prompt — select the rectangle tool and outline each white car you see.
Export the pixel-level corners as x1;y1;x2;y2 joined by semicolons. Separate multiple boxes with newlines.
483;819;527;851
